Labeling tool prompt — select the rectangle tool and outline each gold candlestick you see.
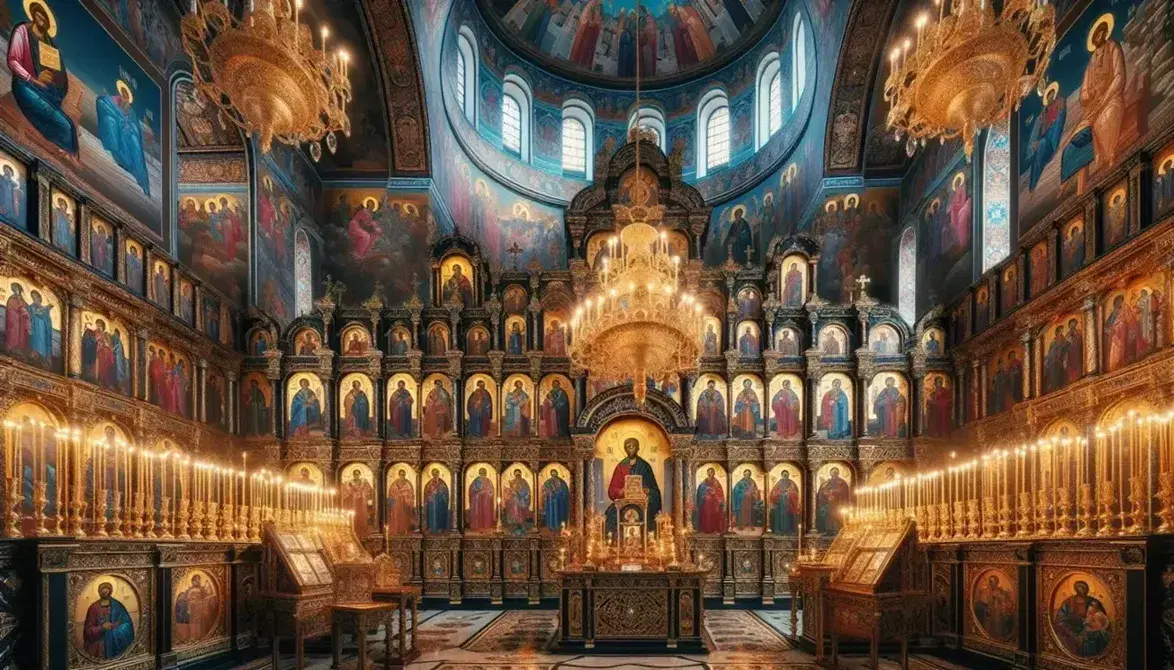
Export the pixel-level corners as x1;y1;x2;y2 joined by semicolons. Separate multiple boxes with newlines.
1127;476;1145;534
94;490;109;537
7;477;22;537
33;481;49;536
1053;487;1072;537
938;502;951;539
966;499;980;539
110;491;124;537
176;498;191;540
204;501;217;540
160;496;173;539
69;485;87;537
1016;494;1033;537
130;493;143;538
1158;472;1174;533
997;494;1011;538
1096;484;1116;536
1077;483;1094;536
953;500;966;539
191;500;205;540
1035;489;1051;537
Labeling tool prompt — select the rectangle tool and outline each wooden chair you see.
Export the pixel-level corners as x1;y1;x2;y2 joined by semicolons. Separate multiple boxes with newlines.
371;553;421;665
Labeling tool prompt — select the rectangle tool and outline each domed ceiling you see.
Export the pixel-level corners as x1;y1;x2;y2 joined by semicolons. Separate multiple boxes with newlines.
477;0;784;87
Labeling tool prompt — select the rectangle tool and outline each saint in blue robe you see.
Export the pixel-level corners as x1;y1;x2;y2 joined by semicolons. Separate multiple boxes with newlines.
28;301;52;362
466;389;493;437
541;476;569;532
422;477;449;532
83;595;134;659
9;24;78;155
288;387;321;435
1026;98;1066;190
821;388;852;439
112;333;129;394
769;478;800;534
731;477;762;529
96;95;150;196
345;390;370;435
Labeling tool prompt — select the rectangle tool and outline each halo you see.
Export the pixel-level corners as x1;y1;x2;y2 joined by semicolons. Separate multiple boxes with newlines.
730;205;745;220
929;197;941;213
513;202;531;219
1087;14;1114;51
952;172;966;189
1067;219;1083;234
824;200;838;214
204;197;219;211
763;192;774;204
0;158;20;176
1159;155;1174;176
362;196;379;211
474;178;487;193
23;0;56;37
844;193;860;209
262;175;274;191
1043;82;1060;105
1111;189;1125;206
115;79;133;104
183;197;197;209
402;203;419;216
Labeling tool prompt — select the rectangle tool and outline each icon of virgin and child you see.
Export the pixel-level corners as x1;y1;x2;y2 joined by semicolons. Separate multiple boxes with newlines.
604;437;662;537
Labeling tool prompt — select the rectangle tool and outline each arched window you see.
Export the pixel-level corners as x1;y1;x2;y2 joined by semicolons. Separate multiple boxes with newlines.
755;52;781;149
456;26;477;124
898;226;916;325
982;118;1011;272
562;99;595;180
295;229;313;317
697;89;729;178
628;107;667;152
791;14;807;112
502;73;532;162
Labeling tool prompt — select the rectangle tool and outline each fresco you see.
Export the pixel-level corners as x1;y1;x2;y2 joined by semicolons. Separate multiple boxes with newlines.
808;190;899;303
321;189;443;305
421;374;455;439
147;340;190;418
72;574;139;661
1060;217;1085;278
693;374;727;439
172;568;221;646
340;462;377;537
0;275;63;373
464;374;497;438
813;461;851;535
767;463;801;535
386;373;418;439
285;372;325;438
92;0;181;68
915;164;973;316
1102;182;1128;249
123;238;144;295
869;324;900;354
240;372;271;437
487;0;773;82
286;462;324;486
922;372;953;438
1101;273;1165;373
987;343;1025;415
420;463;452;533
80;309;130;395
177;189;248;306
88;216;114;277
815;373;853;440
538;463;571;533
383;462;416;535
501;374;533;438
1018;0;1173;233
867;374;908;439
500;463;535;535
693;463;728;534
464;462;498;533
255;166;297;327
539;374;573;438
0;0;164;239
0;148;26;230
971;568;1016;642
1155;143;1174;223
1048;572;1115;660
338;373;374;439
49;188;75;256
729;374;762;439
768;373;802;439
1043;313;1085;394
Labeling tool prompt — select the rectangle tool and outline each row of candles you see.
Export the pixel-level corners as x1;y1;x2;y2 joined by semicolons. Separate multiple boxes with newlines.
849;406;1173;540
1;418;348;541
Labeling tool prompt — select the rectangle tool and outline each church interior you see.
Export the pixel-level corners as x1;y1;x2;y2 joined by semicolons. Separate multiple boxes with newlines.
0;0;1170;667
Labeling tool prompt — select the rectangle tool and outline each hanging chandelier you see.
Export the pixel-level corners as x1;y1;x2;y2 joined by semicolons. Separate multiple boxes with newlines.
567;1;704;407
181;0;352;160
884;0;1055;159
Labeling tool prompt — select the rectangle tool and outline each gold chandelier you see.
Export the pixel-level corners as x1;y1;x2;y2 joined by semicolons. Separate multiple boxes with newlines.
181;0;352;159
884;0;1055;159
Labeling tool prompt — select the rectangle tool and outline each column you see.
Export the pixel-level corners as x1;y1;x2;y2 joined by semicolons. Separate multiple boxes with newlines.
971;360;982;421
807;256;820;299
1020;331;1033;401
197;359;208;423
807;376;818;437
66;292;83;378
1127;157;1145;236
226;371;238;435
450;462;460;531
574;459;584;527
1083;297;1099;376
674;457;684;530
585;457;595;520
135;329;149;401
453;378;463;436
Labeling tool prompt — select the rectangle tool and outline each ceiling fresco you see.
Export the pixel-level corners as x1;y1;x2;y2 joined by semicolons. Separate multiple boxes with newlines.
477;0;784;87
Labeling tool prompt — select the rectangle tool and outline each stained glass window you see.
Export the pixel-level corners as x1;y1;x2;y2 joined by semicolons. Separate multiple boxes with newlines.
982;118;1011;272
502;94;522;155
792;14;807;111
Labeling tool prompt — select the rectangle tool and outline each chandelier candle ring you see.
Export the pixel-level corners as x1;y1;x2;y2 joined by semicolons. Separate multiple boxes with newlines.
884;0;1055;159
182;0;352;159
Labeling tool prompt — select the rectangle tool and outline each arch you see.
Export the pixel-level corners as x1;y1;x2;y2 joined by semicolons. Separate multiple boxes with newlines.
628;107;667;153
575;384;690;434
982;118;1011;272
898;226;916;325
294;229;312;318
696;89;730;178
791;13;808;113
755;51;782;150
562;98;595;181
502;73;533;163
455;25;478;125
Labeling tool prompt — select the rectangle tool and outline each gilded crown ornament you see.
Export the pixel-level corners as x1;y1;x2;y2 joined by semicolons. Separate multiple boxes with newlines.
884;0;1056;159
181;0;352;160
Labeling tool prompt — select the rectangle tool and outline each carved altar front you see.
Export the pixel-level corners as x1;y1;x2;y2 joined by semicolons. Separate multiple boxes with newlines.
556;568;707;651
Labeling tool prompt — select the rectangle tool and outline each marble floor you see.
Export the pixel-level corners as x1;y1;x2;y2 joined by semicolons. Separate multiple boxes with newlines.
283;607;911;669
